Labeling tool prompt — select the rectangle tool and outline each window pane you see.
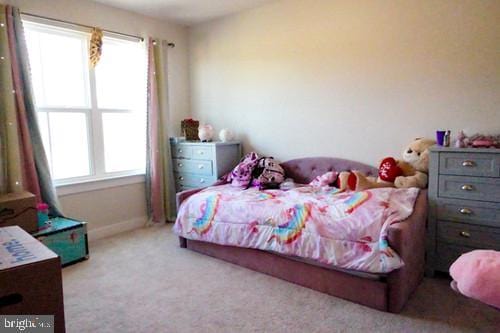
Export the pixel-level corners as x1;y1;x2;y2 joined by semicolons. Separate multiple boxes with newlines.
48;112;91;179
36;111;52;172
24;24;89;108
25;30;44;106
95;38;146;110
102;113;146;173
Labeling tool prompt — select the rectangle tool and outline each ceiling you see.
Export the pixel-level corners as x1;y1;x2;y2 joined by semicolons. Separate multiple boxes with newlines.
92;0;274;26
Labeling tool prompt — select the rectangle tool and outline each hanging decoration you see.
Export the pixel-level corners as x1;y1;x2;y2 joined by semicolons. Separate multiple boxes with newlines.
89;27;103;67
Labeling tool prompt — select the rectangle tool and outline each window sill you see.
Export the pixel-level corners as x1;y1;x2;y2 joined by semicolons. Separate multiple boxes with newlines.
56;174;145;196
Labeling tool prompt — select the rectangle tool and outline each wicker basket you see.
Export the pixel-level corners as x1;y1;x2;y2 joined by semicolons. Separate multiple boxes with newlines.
181;119;199;141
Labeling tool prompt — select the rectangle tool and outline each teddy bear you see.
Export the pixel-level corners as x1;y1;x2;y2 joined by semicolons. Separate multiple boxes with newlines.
337;138;436;191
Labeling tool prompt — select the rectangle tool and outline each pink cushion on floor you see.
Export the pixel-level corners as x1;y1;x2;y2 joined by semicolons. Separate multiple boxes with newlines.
449;250;500;309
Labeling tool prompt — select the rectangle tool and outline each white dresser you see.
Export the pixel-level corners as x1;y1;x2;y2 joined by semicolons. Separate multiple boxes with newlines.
170;140;241;192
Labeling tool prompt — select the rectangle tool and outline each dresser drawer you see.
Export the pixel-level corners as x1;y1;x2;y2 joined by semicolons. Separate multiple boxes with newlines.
171;145;192;159
173;159;213;176
190;145;214;160
438;175;500;202
437;221;500;249
175;173;218;188
436;199;500;227
435;243;474;271
439;152;499;177
176;184;195;192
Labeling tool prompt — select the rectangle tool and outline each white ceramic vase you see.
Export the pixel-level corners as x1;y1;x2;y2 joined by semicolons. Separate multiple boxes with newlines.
219;129;234;142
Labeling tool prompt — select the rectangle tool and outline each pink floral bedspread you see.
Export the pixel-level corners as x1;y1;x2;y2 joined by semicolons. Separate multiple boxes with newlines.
173;185;420;273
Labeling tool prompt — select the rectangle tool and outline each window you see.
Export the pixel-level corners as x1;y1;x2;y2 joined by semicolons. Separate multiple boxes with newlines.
23;20;147;184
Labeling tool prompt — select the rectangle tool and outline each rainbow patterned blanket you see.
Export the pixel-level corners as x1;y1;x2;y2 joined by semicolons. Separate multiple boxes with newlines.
173;185;420;273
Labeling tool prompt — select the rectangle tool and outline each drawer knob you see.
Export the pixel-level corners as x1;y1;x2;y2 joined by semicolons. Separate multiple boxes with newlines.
200;178;205;183
461;184;474;191
459;208;472;215
459;231;471;238
198;151;204;155
462;160;475;167
179;176;184;181
198;164;204;169
178;163;183;167
178;149;183;153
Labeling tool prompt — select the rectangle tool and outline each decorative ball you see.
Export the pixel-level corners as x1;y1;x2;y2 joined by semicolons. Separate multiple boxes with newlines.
219;129;234;142
198;124;214;142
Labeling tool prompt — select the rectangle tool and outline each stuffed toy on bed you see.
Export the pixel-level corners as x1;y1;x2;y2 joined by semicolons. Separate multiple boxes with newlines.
337;138;436;191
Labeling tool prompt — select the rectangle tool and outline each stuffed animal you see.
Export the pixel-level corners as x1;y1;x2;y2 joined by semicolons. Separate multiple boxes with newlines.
337;138;436;191
394;138;436;188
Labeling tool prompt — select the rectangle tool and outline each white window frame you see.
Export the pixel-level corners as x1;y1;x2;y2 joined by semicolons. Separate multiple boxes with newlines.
22;17;147;189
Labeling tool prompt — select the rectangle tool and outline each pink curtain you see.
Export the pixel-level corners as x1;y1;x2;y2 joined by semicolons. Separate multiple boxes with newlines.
147;38;164;222
5;6;41;201
0;5;63;216
146;38;175;223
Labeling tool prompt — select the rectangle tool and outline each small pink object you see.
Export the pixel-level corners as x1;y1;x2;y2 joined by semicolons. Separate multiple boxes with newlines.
36;203;49;211
472;139;494;148
449;250;500;309
36;202;50;228
309;171;338;187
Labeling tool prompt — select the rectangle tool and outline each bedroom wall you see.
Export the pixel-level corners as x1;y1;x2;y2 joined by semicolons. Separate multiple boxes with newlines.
5;0;191;236
189;0;500;165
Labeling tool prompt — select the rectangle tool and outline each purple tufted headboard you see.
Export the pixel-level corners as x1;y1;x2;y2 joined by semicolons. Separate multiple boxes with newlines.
281;157;378;184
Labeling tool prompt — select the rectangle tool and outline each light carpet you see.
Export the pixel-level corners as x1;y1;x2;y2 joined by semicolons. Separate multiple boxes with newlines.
62;225;500;332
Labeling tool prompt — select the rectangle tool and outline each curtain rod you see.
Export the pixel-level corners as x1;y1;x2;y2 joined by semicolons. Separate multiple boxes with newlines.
20;12;175;48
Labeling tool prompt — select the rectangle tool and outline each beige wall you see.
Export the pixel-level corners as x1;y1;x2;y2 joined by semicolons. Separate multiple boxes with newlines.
189;0;500;165
6;0;191;232
59;182;146;231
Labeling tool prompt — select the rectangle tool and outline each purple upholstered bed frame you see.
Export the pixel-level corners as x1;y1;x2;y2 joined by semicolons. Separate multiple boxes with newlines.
176;157;427;313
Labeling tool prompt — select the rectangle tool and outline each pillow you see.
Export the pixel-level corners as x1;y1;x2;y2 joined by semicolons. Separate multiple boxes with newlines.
309;171;338;187
449;250;500;309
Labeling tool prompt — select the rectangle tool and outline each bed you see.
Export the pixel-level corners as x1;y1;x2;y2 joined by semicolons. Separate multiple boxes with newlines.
174;157;427;313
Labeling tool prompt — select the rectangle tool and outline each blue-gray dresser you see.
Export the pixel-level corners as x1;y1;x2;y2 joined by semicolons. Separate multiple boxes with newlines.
426;146;500;275
170;140;241;192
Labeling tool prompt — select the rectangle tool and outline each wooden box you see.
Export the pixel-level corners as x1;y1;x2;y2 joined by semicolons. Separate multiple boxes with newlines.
33;218;89;267
0;192;37;233
0;226;65;332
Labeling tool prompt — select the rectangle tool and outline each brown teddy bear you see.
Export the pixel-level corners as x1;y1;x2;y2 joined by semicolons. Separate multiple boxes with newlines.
337;138;436;191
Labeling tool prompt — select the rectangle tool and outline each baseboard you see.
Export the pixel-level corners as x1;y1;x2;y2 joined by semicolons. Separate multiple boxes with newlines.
87;216;147;242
